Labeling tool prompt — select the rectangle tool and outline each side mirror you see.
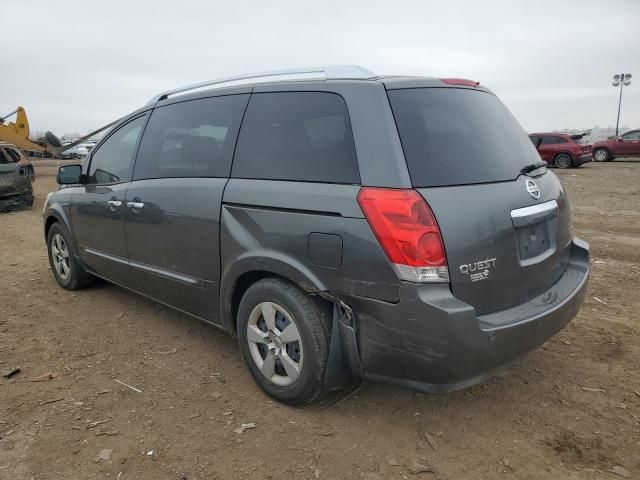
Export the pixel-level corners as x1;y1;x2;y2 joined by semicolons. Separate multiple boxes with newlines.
617;137;624;142
57;164;83;184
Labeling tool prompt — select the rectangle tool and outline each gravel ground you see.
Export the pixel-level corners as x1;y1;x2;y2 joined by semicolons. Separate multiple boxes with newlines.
1;159;638;479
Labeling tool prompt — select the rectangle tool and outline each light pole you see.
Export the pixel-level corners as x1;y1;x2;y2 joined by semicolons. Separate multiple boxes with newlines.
612;73;632;136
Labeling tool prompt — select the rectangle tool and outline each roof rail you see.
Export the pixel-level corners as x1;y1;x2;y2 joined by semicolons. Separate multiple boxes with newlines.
147;65;377;104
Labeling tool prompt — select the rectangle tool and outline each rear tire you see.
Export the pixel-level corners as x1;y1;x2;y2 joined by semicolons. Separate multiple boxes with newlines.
237;278;330;406
46;222;94;290
593;147;610;162
554;153;572;169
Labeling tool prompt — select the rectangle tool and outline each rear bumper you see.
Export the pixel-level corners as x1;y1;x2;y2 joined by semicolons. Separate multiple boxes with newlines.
0;185;34;212
336;237;589;393
574;153;592;166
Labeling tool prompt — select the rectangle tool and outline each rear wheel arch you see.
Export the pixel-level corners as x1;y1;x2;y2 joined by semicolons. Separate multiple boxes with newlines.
220;256;328;335
228;271;332;333
229;270;275;334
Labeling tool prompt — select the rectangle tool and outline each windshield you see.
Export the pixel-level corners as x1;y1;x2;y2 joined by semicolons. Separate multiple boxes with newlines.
388;88;541;187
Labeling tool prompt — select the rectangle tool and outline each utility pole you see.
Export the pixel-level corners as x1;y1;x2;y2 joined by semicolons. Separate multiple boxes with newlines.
612;73;632;136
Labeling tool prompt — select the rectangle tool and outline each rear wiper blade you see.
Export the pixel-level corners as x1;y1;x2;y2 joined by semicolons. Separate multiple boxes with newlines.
520;161;547;175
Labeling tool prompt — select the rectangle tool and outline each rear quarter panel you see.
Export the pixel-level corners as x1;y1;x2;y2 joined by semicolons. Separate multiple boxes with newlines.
219;179;401;331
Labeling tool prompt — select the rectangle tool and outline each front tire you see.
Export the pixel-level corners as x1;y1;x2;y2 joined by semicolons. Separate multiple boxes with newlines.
554;153;572;169
237;278;330;406
593;147;610;162
46;222;94;290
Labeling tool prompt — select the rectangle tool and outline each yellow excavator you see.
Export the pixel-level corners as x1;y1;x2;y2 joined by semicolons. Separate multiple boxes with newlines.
0;107;48;154
0;106;120;156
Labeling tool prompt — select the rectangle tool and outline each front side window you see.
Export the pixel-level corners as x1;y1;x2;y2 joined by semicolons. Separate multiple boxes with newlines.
87;116;145;184
622;131;640;140
134;95;249;180
232;92;360;184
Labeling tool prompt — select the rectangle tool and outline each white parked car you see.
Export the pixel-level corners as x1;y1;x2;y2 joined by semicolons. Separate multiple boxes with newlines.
61;142;96;159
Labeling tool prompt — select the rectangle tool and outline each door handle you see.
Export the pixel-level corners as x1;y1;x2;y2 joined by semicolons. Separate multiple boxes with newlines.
107;199;122;210
126;201;145;210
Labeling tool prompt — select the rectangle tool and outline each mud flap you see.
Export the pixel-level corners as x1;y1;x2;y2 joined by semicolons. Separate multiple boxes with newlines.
324;302;363;390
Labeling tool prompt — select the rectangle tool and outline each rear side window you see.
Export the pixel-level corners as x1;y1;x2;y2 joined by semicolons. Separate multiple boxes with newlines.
134;95;248;180
232;92;359;184
541;135;566;145
1;148;18;163
388;88;541;187
5;148;22;162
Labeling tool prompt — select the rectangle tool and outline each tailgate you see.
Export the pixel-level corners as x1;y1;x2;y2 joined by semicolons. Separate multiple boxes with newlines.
418;172;572;314
386;85;574;315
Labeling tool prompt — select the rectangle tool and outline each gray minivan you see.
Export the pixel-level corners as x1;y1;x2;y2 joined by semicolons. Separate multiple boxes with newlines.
44;66;589;405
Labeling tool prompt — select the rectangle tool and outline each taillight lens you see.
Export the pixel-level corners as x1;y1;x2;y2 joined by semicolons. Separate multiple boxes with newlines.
357;187;449;283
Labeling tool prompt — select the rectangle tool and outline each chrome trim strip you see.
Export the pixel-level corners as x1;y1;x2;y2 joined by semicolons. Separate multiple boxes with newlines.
129;260;203;286
83;247;128;265
83;247;203;286
511;200;558;219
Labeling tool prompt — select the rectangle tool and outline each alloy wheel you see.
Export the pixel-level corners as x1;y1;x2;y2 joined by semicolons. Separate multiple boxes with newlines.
51;233;71;280
594;149;608;162
246;301;303;386
555;153;572;168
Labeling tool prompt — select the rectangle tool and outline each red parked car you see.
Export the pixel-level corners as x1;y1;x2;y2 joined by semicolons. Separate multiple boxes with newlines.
528;133;592;169
592;130;640;162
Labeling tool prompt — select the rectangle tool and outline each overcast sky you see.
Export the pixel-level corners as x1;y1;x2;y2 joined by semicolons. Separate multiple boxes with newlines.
2;0;639;136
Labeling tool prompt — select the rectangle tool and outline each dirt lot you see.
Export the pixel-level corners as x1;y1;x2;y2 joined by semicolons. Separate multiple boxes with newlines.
1;160;639;479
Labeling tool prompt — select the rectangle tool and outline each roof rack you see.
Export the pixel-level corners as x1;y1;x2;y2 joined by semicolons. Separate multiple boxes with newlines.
147;65;376;104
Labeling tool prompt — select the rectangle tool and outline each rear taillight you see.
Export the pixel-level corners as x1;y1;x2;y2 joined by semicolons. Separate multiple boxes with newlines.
357;187;449;283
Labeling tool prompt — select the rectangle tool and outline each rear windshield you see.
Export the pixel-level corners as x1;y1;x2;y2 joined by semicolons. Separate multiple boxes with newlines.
388;88;541;187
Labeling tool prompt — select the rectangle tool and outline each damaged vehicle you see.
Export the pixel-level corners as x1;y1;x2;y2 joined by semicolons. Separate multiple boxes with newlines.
0;142;35;212
43;66;589;405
